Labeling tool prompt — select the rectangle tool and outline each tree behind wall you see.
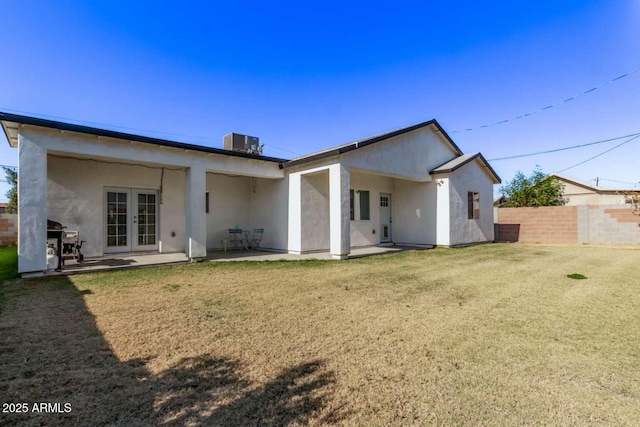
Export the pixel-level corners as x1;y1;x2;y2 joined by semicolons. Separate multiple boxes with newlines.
3;167;17;214
499;167;566;207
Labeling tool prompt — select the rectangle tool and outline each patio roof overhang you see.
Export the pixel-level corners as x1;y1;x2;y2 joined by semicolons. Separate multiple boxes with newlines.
0;111;287;164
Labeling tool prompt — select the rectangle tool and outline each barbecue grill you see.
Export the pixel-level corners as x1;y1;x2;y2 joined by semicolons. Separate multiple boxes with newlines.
47;219;85;270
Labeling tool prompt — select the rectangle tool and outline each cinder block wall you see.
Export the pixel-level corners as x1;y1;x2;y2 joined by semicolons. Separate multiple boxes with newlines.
0;214;18;246
496;205;640;244
581;205;640;244
496;206;578;243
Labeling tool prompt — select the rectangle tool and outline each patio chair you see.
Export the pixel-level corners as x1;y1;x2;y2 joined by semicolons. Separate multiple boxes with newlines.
228;228;246;250
249;228;264;249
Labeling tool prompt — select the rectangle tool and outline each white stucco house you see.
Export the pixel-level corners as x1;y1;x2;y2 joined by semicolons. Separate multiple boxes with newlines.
1;112;501;275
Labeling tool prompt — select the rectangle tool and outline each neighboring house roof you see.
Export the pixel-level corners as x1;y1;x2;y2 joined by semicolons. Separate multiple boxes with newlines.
282;119;463;168
493;195;508;205
430;152;501;183
0;111;287;163
549;173;639;194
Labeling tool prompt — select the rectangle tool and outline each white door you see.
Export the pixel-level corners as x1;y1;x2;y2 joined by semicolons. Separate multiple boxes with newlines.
380;193;392;243
105;188;159;253
132;190;159;251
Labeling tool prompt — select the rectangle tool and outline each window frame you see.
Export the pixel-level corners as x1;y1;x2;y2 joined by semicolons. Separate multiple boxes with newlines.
468;191;479;220
350;189;371;221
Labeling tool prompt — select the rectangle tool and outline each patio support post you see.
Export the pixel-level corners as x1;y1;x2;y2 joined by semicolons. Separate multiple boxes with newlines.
329;163;350;259
18;134;48;275
185;164;207;260
287;172;302;254
436;176;451;246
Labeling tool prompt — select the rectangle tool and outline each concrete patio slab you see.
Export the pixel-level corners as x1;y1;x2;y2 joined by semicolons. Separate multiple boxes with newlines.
206;245;432;262
47;245;432;275
49;252;189;275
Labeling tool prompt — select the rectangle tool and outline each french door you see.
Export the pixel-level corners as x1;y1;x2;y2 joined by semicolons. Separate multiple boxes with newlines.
105;188;159;253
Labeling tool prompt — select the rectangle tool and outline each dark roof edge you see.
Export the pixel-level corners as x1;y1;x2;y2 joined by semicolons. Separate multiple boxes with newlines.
548;173;640;193
283;119;463;169
0;111;287;163
430;153;502;184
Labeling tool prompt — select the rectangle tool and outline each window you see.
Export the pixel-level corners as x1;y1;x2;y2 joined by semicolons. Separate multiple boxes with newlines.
350;189;370;220
468;192;479;220
205;191;210;214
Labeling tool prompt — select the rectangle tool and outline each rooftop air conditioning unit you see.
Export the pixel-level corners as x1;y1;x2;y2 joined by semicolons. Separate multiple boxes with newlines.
223;133;263;155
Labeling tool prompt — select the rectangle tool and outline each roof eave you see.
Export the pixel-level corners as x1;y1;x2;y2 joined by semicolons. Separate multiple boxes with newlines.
1;119;19;147
282;119;462;169
430;153;501;184
0;111;288;163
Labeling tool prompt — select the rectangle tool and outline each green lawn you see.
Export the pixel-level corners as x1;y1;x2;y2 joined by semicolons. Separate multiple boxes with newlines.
0;244;18;284
1;244;639;426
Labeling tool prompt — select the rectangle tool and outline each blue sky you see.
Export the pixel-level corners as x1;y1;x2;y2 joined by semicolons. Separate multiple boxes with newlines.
1;0;639;201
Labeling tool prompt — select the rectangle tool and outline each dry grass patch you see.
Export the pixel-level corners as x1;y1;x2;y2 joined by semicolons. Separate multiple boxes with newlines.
1;244;640;425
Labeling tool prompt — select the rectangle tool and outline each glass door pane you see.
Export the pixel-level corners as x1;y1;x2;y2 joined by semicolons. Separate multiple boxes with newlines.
106;191;128;248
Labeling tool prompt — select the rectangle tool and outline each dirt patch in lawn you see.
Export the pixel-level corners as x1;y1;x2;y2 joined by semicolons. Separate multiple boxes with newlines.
1;244;640;425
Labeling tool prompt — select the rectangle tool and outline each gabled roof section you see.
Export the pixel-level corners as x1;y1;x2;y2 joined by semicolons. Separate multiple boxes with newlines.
282;119;463;169
430;152;501;184
549;173;639;194
0;111;287;163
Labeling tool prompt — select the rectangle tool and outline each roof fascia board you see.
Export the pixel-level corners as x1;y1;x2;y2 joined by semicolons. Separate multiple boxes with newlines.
0;112;286;164
283;119;463;169
430;153;501;184
430;153;480;175
1;120;17;147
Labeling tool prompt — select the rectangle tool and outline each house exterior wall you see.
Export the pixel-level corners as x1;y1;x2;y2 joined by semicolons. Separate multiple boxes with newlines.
16;125;285;271
447;161;496;245
301;172;330;252
25;127;284;179
247;177;289;251
205;173;251;249
340;126;458;181
285;123;461;249
18;134;48;273
12;119;503;271
47;155;187;257
394;180;437;246
349;171;395;247
435;177;451;246
561;181;626;205
205;173;294;251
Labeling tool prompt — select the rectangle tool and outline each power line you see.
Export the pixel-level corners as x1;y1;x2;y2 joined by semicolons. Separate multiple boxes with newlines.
0;108;301;157
556;134;640;174
452;66;640;133
487;132;640;161
263;145;302;156
0;164;17;170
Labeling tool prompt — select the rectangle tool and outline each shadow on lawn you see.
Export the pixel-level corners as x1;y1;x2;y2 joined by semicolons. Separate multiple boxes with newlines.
0;276;346;426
